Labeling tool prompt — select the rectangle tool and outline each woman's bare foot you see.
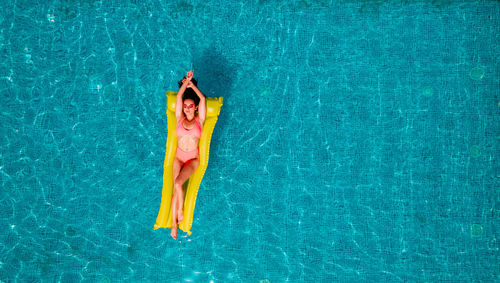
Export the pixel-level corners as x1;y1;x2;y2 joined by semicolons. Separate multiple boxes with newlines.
177;209;184;223
171;225;178;240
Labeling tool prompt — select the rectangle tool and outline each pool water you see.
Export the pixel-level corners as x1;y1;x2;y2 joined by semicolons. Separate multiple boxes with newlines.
0;0;498;282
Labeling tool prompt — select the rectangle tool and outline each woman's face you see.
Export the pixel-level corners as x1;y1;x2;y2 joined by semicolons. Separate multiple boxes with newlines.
183;99;197;120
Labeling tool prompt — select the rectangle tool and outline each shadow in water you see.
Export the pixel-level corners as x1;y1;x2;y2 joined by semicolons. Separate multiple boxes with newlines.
190;44;235;151
191;44;236;101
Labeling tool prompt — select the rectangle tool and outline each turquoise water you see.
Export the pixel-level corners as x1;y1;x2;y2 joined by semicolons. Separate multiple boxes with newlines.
1;0;499;282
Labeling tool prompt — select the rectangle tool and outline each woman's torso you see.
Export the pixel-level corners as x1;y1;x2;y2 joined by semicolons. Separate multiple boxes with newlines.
176;116;202;152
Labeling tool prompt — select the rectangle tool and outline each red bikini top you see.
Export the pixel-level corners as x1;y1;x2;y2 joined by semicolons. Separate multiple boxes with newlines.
176;117;202;139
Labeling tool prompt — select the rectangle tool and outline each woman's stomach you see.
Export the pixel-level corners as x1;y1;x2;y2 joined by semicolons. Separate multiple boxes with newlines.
177;135;199;152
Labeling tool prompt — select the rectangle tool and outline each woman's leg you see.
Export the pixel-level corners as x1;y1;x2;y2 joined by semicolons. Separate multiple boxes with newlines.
171;158;182;240
174;158;200;224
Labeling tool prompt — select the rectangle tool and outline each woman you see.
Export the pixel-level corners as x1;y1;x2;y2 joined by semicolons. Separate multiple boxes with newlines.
171;70;206;239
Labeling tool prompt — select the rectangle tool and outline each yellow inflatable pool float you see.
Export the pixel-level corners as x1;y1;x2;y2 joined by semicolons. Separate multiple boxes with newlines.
154;91;223;235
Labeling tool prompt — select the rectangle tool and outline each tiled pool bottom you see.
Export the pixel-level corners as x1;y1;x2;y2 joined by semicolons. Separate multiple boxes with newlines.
0;0;499;281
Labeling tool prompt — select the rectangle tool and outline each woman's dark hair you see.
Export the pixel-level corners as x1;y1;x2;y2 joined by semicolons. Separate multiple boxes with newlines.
178;77;200;106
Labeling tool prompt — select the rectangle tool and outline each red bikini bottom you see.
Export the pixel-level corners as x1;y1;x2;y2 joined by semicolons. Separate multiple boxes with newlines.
176;147;199;164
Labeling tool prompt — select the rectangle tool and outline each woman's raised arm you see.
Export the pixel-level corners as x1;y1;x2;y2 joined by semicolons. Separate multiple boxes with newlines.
188;82;206;125
175;70;194;120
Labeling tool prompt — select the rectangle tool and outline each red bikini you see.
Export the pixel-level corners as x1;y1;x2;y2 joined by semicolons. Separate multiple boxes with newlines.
175;117;202;163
